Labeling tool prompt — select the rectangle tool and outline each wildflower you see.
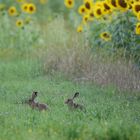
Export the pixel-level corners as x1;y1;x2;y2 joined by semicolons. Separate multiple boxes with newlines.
132;2;140;15
64;0;75;9
16;19;24;28
78;5;87;15
84;0;93;11
28;3;36;14
21;3;28;13
82;14;90;24
109;0;117;9
8;6;17;16
88;9;94;21
77;25;83;33
94;4;104;18
103;1;112;14
100;32;112;41
135;22;140;34
24;17;31;24
137;11;140;20
116;0;129;12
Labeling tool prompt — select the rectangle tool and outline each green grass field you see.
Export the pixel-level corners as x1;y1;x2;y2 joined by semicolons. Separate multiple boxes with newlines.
0;57;140;140
0;2;140;139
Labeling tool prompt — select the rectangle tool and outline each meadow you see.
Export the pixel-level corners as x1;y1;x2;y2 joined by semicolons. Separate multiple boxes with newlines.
0;0;140;140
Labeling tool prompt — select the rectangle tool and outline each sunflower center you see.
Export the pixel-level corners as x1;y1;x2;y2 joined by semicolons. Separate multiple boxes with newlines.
85;2;91;9
81;8;85;13
111;0;117;7
103;33;109;38
18;22;21;25
90;12;94;17
29;6;34;11
104;3;110;10
118;0;127;8
97;9;102;15
68;0;72;5
135;4;140;12
24;6;27;10
85;17;88;21
10;9;14;13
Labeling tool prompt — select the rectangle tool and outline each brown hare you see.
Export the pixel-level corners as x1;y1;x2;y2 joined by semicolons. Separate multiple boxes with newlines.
65;92;85;111
27;91;48;111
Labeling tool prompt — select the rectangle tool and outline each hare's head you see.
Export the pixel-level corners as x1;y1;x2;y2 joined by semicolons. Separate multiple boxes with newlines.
65;98;73;105
31;91;38;100
65;92;79;105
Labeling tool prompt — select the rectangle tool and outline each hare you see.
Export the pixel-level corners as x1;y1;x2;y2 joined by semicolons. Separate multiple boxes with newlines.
27;91;48;111
65;92;85;111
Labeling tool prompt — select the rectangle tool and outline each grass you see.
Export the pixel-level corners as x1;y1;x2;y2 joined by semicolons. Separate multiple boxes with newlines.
0;58;140;140
0;11;140;140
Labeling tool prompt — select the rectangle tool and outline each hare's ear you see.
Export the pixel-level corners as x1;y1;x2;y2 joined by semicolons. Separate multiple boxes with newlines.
73;92;79;99
34;91;38;96
31;91;38;100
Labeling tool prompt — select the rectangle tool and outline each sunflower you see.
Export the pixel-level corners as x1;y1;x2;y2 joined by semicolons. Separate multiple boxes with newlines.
28;3;36;14
21;3;29;13
116;0;129;11
16;19;24;28
132;2;140;15
103;0;112;14
77;25;83;33
109;0;118;9
78;5;87;15
88;9;94;21
100;32;112;41
82;14;90;24
135;22;140;34
93;3;104;18
137;11;140;20
84;0;93;11
64;0;75;9
24;17;31;24
8;6;17;16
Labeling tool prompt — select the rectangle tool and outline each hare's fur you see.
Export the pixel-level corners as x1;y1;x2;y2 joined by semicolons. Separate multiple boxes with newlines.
65;92;85;111
27;91;48;111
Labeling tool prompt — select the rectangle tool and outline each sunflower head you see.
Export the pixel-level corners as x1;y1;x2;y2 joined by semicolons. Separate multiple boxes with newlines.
28;3;36;14
103;1;112;14
64;0;75;9
116;0;129;12
109;0;117;9
136;22;140;35
77;25;83;33
84;0;93;11
8;6;17;16
21;3;29;13
78;5;87;15
82;14;90;24
132;2;140;15
100;32;112;41
16;19;24;28
137;11;140;20
88;10;94;21
94;4;104;18
24;17;31;24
